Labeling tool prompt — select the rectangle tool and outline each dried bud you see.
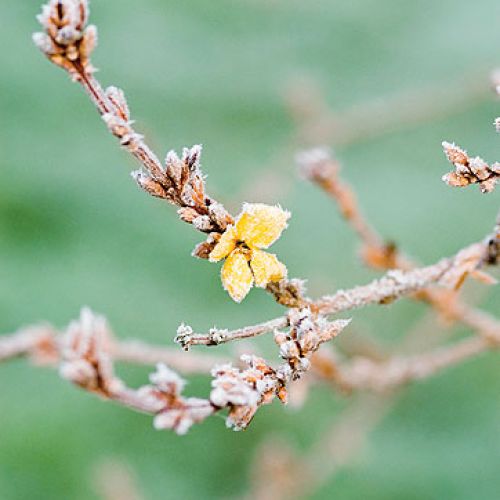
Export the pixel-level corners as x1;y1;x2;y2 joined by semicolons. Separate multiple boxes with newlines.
175;323;194;351
442;172;470;188
59;358;96;387
192;233;220;260
208;328;229;344
149;363;186;396
442;141;499;193
480;177;498;194
210;364;259;408
105;86;130;122
59;307;115;392
468;156;490;180
442;142;468;166
490;163;500;174
192;215;214;232
182;144;202;172
32;32;56;55
439;244;485;289
208;201;234;230
34;0;97;77
148;364;214;435
177;207;199;224
132;171;168;199
102;112;129;138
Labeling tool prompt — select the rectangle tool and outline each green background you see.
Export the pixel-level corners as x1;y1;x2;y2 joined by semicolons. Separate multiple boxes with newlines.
1;0;499;498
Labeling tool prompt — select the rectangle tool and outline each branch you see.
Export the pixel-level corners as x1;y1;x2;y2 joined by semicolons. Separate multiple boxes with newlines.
298;148;499;333
1;308;350;432
32;0;314;309
0;322;228;374
182;236;496;348
329;335;494;392
297;148;384;252
33;0;234;241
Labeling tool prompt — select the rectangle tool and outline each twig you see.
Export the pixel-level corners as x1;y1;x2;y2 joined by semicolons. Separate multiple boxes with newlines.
298;148;499;332
334;335;494;392
0;323;228;374
183;237;494;348
1;307;350;432
33;0;234;240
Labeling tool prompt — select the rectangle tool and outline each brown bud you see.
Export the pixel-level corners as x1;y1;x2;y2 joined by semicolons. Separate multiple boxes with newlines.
178;207;199;224
192;233;220;259
442;142;468;166
132;171;167;199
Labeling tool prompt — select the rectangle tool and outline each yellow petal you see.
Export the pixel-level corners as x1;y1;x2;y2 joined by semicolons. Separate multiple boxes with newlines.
235;203;290;249
250;249;287;288
221;249;254;302
209;226;238;262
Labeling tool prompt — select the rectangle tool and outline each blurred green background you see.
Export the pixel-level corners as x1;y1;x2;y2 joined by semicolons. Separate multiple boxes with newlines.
1;0;499;498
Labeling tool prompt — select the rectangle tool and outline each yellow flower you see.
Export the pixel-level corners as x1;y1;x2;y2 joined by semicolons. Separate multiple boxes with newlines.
209;203;290;302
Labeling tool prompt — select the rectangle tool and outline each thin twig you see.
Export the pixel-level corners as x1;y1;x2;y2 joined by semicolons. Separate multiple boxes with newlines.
298;149;499;335
184;238;494;347
0;323;228;373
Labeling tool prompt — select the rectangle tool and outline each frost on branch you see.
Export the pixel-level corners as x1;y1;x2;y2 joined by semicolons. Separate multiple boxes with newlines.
33;1;234;239
276;308;351;381
33;0;97;79
210;356;280;431
207;309;350;430
59;307;115;392
147;364;214;435
58;308;215;434
26;0;500;440
34;1;300;306
442;142;499;193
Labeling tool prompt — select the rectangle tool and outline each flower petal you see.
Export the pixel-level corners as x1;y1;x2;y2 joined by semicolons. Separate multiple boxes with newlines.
235;203;290;249
250;249;287;288
209;226;238;262
221;249;254;302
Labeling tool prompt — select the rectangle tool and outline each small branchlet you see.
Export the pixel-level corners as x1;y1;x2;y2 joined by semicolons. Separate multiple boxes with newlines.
297;147;499;336
297;147;389;264
34;0;234;238
209;310;350;430
34;1;304;305
442;142;499;193
59;309;216;434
